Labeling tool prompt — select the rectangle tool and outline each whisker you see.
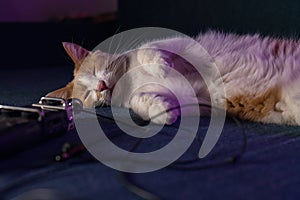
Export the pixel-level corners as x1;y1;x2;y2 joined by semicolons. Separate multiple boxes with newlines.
112;34;124;57
80;38;85;48
124;33;144;50
111;32;139;58
108;25;122;54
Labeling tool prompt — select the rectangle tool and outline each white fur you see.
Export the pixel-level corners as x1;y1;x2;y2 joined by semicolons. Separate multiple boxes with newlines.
75;31;300;125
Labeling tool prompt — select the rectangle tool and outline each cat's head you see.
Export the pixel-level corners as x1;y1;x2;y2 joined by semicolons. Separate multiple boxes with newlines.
47;42;128;107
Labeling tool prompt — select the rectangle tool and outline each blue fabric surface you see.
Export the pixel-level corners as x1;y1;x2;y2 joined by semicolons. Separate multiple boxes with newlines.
1;67;300;200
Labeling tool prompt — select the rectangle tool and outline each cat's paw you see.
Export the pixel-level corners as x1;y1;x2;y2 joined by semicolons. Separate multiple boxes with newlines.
275;101;300;125
130;93;179;125
148;98;179;125
129;94;153;121
137;49;173;78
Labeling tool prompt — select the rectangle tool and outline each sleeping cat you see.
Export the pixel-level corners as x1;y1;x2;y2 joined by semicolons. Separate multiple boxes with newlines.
47;31;300;126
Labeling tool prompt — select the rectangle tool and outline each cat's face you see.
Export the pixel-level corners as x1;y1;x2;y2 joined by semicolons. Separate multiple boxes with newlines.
49;42;128;107
73;50;115;107
75;50;129;107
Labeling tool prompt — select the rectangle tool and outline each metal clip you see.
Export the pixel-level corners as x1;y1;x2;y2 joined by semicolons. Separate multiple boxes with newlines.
32;97;76;131
32;97;67;110
0;105;43;121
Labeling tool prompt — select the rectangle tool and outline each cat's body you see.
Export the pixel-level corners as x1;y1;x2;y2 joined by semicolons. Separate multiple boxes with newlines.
48;31;300;125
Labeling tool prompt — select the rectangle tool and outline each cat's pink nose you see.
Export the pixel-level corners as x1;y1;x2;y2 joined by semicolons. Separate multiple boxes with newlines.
98;80;109;91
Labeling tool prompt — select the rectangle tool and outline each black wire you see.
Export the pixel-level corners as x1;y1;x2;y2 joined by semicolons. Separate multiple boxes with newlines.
86;104;247;168
169;114;247;170
117;138;161;200
1;103;247;200
118;172;161;200
80;103;247;199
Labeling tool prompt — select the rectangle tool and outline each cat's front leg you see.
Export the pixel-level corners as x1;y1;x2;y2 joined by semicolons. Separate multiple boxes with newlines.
137;47;174;78
129;93;179;125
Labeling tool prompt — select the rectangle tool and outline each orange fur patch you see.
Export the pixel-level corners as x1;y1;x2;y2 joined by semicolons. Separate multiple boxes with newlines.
46;82;74;100
226;87;281;121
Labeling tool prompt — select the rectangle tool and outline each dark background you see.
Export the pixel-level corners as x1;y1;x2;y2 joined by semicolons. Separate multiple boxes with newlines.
119;0;300;36
2;1;300;200
1;0;300;68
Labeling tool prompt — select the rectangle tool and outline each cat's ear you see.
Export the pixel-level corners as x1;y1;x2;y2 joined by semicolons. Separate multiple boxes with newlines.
62;42;90;67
